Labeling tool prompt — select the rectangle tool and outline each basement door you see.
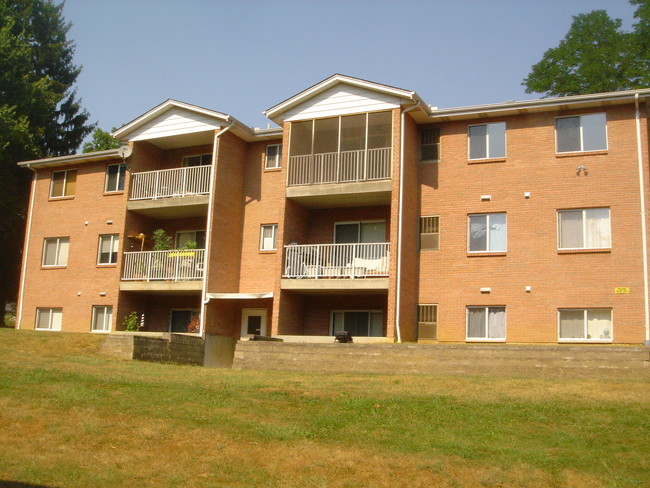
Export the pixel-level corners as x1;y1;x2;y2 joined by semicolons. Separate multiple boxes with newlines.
241;308;268;338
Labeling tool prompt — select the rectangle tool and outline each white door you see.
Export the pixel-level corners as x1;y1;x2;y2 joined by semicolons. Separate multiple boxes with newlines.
241;308;268;338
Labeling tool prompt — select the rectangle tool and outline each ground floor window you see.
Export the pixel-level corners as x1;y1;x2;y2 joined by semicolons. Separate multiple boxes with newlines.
466;306;505;340
558;309;612;341
92;305;112;333
35;308;62;331
169;309;200;333
331;310;382;337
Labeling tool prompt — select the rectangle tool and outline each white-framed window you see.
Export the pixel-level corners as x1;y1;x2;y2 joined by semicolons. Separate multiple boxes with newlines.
265;144;282;169
175;230;206;249
260;224;278;251
420;127;440;162
558;208;611;250
42;237;69;267
105;163;126;192
468;213;506;252
50;169;77;198
466;306;506;340
334;220;386;244
331;310;383;337
417;304;438;340
35;308;62;331
468;122;505;160
182;154;211;167
91;305;112;333
98;234;119;264
420;216;440;251
558;309;612;342
556;113;607;153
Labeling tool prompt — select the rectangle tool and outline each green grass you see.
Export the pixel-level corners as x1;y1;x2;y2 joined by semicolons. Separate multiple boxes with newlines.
0;328;648;487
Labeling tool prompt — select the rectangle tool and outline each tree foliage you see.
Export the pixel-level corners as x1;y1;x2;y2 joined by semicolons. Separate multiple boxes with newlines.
0;0;94;311
524;1;650;96
82;128;122;153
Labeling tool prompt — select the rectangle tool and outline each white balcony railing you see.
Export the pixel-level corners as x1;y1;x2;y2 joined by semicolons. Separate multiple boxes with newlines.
129;166;211;200
122;249;205;281
284;243;389;279
287;147;391;186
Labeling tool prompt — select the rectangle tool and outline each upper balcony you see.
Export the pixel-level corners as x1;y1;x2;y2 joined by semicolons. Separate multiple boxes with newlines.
119;249;204;294
127;165;210;219
286;112;393;208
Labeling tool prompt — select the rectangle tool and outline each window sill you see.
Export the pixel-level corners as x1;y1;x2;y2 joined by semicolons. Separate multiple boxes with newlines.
556;150;608;158
40;266;67;270
48;196;74;201
264;167;282;172
259;250;277;254
103;191;125;196
558;248;611;255
558;339;613;343
96;264;118;268
466;338;506;343
467;252;507;257
467;158;506;165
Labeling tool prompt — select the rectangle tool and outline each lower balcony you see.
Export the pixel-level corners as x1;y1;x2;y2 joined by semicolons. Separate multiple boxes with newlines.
281;243;389;293
120;249;204;294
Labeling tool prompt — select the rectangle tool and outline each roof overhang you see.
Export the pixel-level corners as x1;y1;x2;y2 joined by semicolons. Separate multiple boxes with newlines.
264;74;430;125
18;148;123;169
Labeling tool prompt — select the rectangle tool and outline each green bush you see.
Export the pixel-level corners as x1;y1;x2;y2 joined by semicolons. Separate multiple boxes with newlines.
121;312;140;332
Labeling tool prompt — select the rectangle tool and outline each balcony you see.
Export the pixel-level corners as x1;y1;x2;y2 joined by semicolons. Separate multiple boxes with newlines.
286;148;392;208
127;166;210;218
281;243;389;293
120;249;205;294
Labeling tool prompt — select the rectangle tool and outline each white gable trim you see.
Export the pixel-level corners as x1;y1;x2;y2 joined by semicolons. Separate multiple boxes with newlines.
126;106;224;142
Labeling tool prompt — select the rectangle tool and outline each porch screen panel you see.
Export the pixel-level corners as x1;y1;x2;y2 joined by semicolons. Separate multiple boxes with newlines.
289;120;313;156
367;111;392;149
313;117;338;154
340;114;365;151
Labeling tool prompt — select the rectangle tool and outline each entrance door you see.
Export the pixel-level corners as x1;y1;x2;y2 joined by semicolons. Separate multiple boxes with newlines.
241;308;268;338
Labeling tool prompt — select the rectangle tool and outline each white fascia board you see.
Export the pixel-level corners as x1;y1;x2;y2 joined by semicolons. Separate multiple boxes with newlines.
18;148;122;168
264;74;420;120
206;292;274;300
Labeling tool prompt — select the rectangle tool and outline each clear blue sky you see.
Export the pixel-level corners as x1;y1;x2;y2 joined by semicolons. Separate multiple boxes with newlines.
62;0;639;137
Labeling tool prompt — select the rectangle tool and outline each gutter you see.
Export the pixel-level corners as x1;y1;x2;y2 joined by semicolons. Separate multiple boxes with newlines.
395;102;420;343
634;94;650;345
199;120;235;337
16;165;38;329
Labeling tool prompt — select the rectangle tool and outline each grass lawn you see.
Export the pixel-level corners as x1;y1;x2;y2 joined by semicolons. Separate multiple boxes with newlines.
0;329;648;488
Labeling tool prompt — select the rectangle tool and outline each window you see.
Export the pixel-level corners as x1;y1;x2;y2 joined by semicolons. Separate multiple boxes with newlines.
175;230;206;249
182;154;211;167
260;224;278;251
558;208;610;250
105;163;126;192
420;216;439;251
556;113;607;153
170;309;200;333
265;144;282;169
468;122;505;159
91;306;112;333
331;311;383;337
42;237;69;266
50;169;77;198
334;221;386;244
98;234;119;264
468;213;506;252
559;309;612;341
420;127;440;162
417;304;438;340
35;308;62;331
467;306;506;340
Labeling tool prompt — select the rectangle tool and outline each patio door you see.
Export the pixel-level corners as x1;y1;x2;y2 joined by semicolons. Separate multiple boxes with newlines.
241;308;268;338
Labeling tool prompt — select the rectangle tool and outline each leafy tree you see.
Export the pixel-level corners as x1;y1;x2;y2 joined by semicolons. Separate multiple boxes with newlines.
524;1;650;96
83;127;122;153
0;0;94;312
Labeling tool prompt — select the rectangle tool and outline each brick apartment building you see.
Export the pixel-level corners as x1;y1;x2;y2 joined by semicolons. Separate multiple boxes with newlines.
15;74;650;346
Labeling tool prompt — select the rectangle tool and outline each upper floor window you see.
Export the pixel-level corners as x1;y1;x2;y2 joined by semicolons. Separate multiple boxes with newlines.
105;163;126;192
556;113;607;153
35;307;62;331
182;154;211;167
175;230;206;249
50;169;77;198
334;221;386;244
419;216;440;251
98;234;119;265
260;224;278;251
468;213;506;252
558;208;610;250
42;237;69;267
468;122;505;160
420;127;440;162
265;144;282;169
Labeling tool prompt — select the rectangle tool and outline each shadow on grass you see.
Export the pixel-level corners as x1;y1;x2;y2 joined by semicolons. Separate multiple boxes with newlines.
0;483;59;488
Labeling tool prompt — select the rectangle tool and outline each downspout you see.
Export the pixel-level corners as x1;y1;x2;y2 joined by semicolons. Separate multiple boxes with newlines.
199;120;235;337
395;102;420;343
16;165;38;329
634;93;650;345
